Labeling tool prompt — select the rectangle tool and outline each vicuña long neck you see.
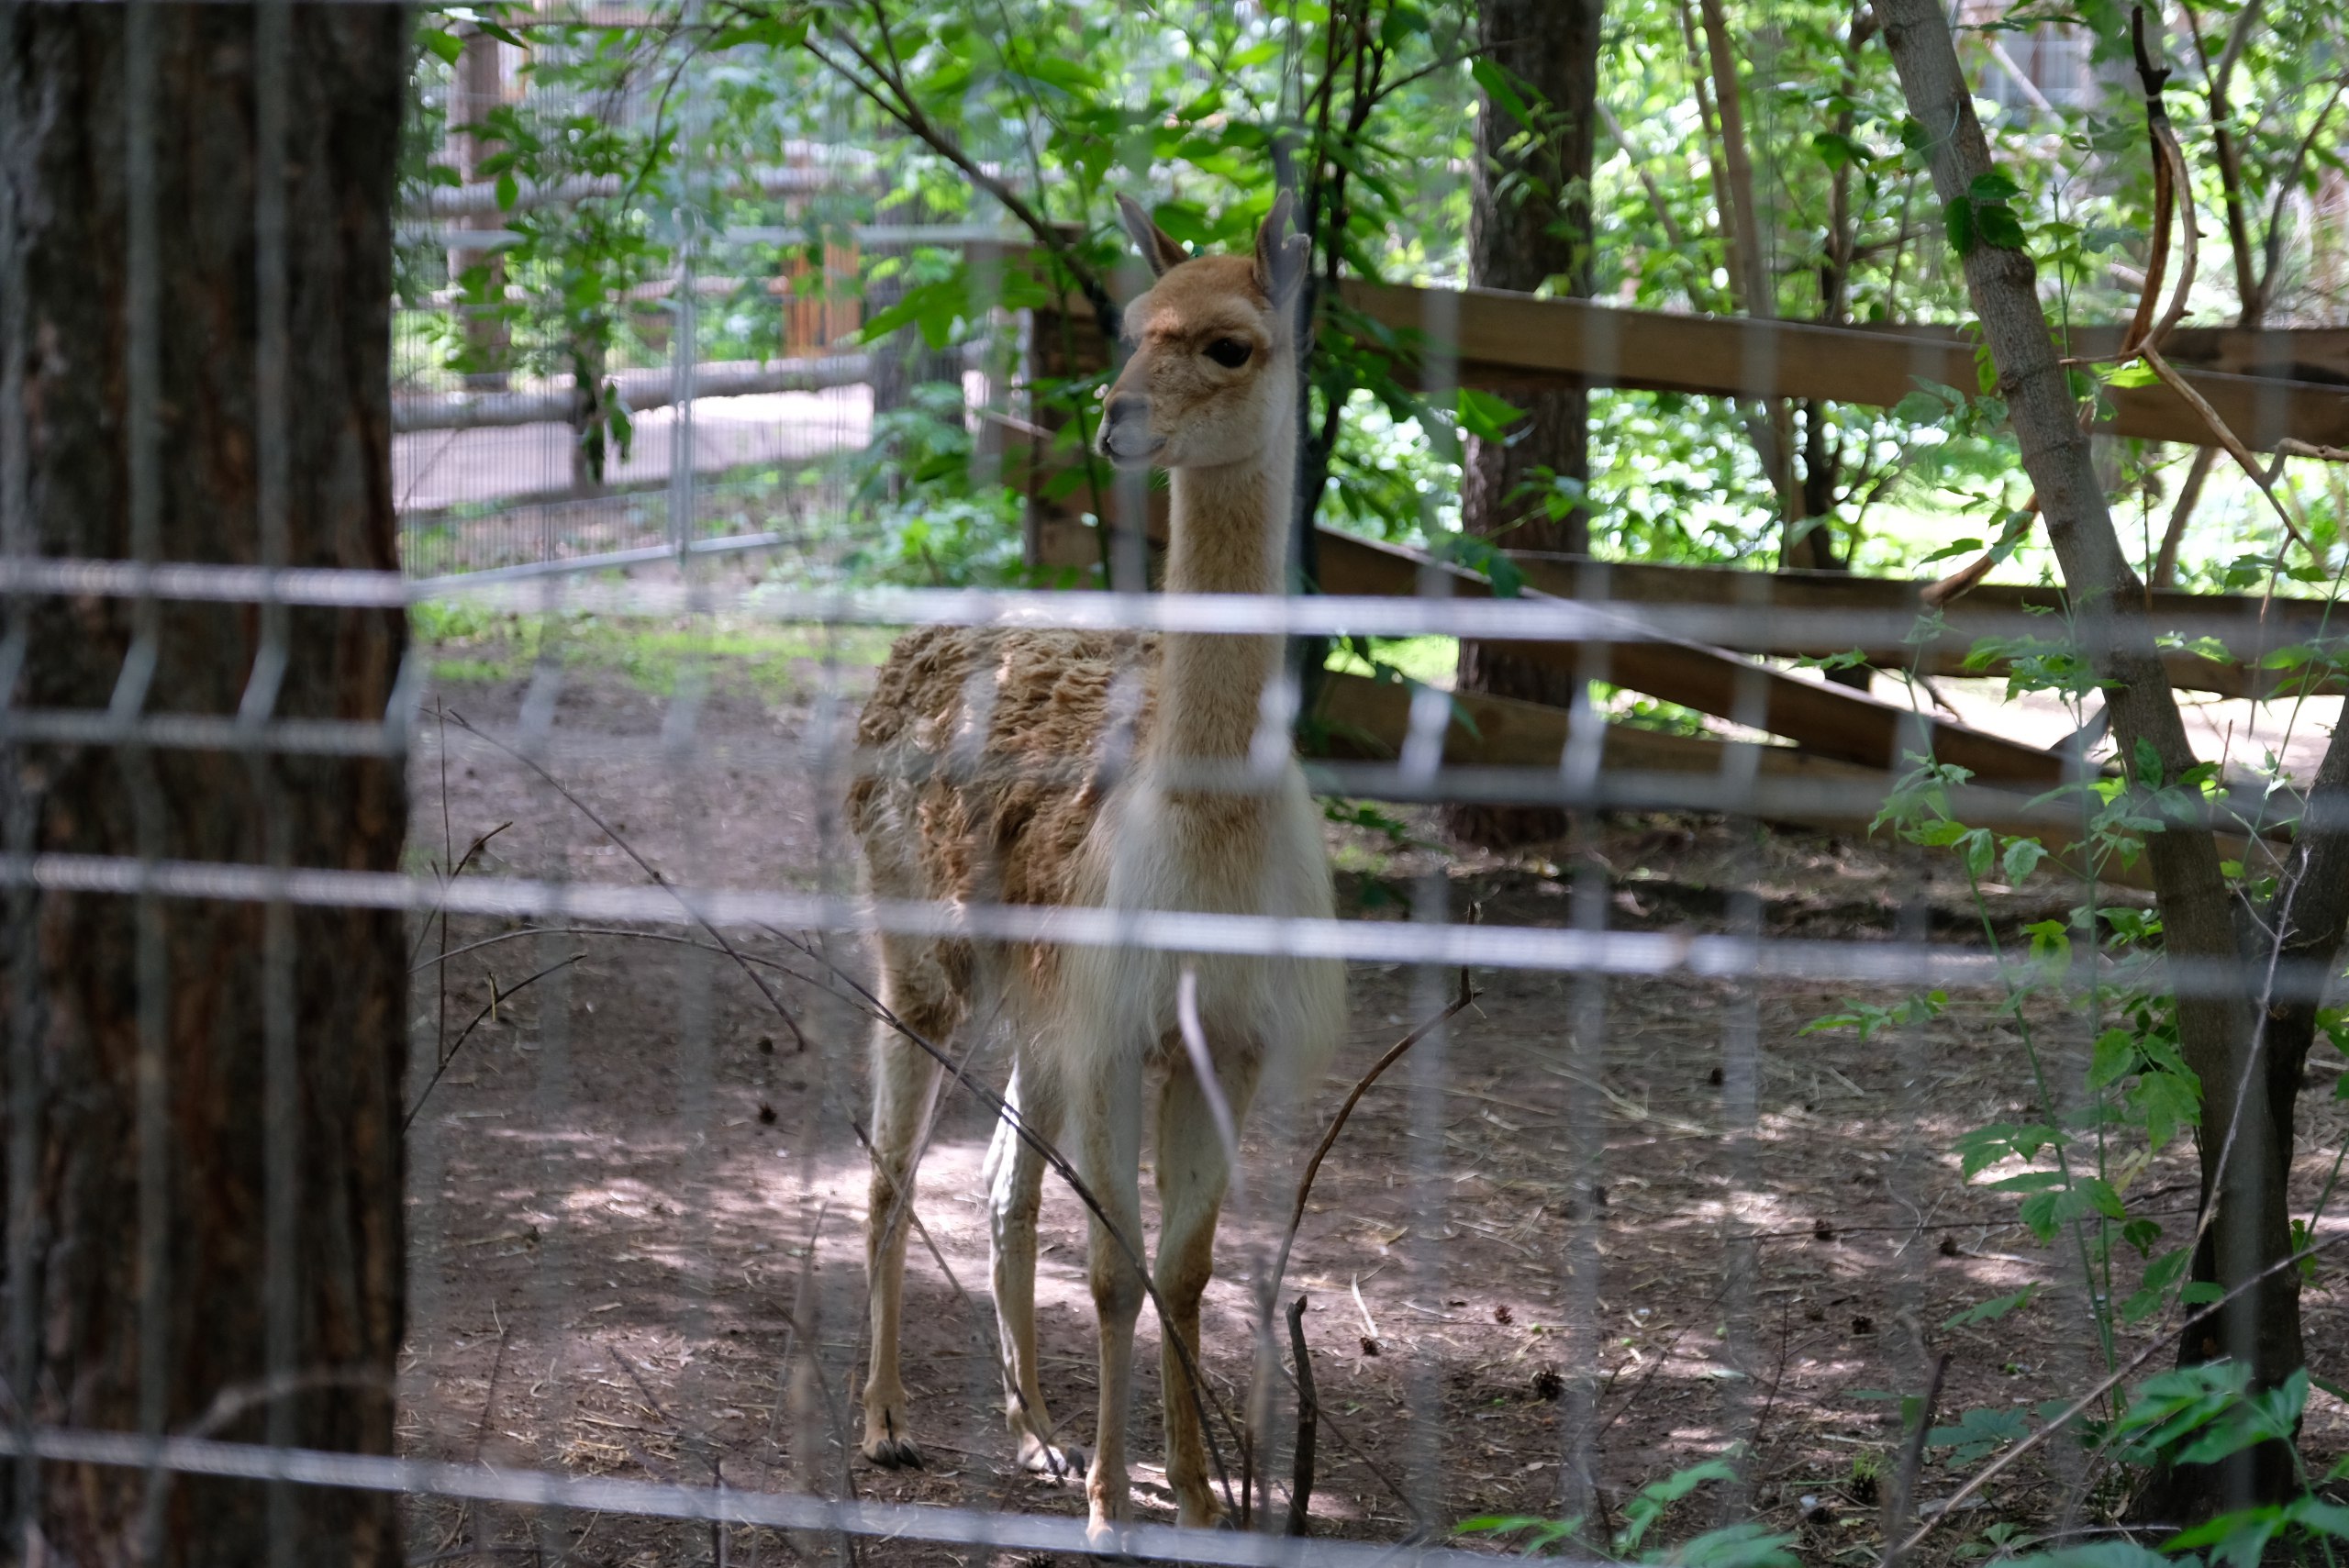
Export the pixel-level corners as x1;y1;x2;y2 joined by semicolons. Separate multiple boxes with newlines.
1153;435;1292;771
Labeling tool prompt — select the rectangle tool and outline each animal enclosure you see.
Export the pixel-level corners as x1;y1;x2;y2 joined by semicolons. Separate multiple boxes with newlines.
5;2;2349;1566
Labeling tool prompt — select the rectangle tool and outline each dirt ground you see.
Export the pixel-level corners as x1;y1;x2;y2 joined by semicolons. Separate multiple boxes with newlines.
394;618;2349;1566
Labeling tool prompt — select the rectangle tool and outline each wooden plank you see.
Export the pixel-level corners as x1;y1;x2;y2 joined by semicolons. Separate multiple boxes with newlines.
1030;516;2345;699
1310;672;2260;889
1859;321;2349;388
1338;279;2349;452
1500;554;2347;700
1307;528;2069;785
1032;511;2065;782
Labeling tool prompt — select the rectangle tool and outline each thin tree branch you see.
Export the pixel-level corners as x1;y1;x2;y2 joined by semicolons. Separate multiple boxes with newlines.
2257;72;2349;309
1267;969;1475;1296
1888;1227;2349;1560
1284;1296;1319;1537
798;29;1119;338
1878;1351;1951;1568
2151;445;2217;588
402;952;585;1132
444;709;811;1052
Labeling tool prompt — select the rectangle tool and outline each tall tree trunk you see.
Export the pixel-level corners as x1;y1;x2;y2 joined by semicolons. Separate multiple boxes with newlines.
1451;0;1603;851
1878;0;2323;1517
2;5;410;1562
451;26;511;391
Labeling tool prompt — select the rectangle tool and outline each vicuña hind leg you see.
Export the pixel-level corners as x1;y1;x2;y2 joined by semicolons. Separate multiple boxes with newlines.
984;1062;1085;1478
861;1000;949;1468
1155;1051;1258;1529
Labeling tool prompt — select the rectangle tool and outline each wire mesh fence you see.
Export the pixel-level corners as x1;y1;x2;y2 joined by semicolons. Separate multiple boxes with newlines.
4;2;2349;1565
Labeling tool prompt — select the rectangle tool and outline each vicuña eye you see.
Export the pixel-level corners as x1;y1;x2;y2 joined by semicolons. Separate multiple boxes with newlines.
1204;338;1252;368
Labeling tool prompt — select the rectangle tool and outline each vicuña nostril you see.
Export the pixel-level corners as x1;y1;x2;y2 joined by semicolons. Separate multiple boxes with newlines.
1104;393;1146;429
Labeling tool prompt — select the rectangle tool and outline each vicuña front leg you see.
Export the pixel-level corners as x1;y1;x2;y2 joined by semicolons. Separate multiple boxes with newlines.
1074;1052;1147;1542
861;1006;947;1469
984;1063;1085;1478
1154;1053;1257;1530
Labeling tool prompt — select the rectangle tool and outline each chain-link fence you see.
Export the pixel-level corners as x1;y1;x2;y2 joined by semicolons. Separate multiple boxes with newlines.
6;3;2349;1566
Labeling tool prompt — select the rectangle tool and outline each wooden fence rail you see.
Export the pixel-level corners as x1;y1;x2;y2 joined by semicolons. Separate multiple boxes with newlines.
1337;280;2349;452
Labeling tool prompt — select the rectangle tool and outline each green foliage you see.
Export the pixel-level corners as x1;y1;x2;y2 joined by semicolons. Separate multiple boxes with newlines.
1942;1284;2036;1329
1458;1460;1797;1565
1928;1404;2030;1466
398;0;2349;587
1322;797;1428;850
1982;1368;2349;1568
837;384;1027;585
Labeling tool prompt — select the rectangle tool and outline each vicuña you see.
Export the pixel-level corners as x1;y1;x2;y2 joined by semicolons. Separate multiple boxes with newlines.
849;192;1345;1536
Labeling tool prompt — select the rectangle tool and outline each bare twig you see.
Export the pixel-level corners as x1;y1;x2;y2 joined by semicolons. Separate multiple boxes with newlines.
2151;446;2217;588
1268;967;1476;1295
401;952;585;1133
407;819;513;968
1285;1296;1318;1537
2142;343;2315;558
797;29;1118;338
444;711;809;1052
1888;1228;2349;1560
1920;497;2039;608
1878;1351;1951;1568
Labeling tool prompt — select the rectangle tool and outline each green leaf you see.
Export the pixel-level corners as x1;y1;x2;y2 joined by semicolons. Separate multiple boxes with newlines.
1616;1459;1737;1553
2088;1028;2136;1089
422;25;464;64
494;170;518;211
2074;1175;2127;1220
1946;195;1977;255
1969;171;2022;203
1927;1405;2028;1464
1963;827;1996;880
1974;203;2028;250
2165;1507;2283;1568
1471;59;1535;132
1813;130;1872;171
2000;1540;2176;1568
1943;1285;2036;1329
2103;361;2162;388
1981;1170;2066;1194
1661;1523;1801;1568
2288;1498;2349;1541
1456;386;1527;442
2121;1247;2193;1323
2132;737;2163;786
2001;838;2047;884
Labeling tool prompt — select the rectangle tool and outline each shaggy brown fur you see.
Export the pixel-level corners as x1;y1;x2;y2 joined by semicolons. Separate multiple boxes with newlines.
847;623;1158;1000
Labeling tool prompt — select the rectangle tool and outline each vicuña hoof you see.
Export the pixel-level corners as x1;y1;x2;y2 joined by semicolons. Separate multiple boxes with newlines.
861;1434;924;1469
1018;1435;1086;1479
1084;1514;1136;1562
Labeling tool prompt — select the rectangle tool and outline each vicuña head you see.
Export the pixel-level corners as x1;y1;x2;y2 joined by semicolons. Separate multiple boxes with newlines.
1098;192;1309;473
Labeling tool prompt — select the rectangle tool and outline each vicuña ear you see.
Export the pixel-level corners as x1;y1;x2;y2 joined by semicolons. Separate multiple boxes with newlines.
1115;195;1189;277
1252;190;1309;306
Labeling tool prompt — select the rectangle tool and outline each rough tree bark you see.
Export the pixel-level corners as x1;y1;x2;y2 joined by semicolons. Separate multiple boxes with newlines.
1879;0;2349;1515
1452;0;1604;850
1;5;410;1562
